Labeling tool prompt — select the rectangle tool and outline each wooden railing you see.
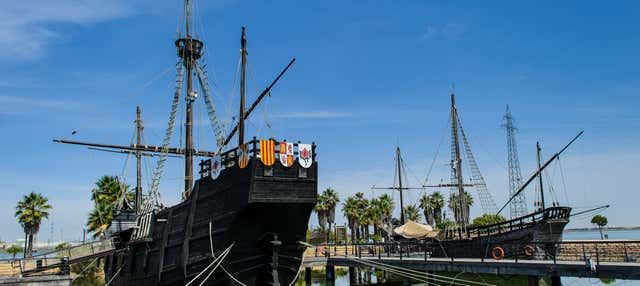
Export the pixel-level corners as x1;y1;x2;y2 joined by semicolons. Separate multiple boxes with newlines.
444;207;572;239
312;239;640;264
199;137;316;176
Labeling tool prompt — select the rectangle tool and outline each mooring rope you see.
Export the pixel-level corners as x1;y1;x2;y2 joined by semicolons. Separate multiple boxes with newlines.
350;257;434;285
105;264;125;286
196;245;234;286
287;255;305;286
349;256;495;286
75;257;99;278
208;222;247;286
184;242;235;286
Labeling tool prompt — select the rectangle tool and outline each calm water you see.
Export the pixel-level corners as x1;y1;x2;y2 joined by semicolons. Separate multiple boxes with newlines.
0;249;51;260
297;229;640;286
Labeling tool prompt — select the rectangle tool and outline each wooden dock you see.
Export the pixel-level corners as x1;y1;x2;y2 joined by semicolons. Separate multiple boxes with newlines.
301;240;640;285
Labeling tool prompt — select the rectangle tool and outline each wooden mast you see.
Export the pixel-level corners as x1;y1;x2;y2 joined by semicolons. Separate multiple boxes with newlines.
450;93;467;226
182;0;197;197
536;142;545;211
135;106;143;212
396;147;405;225
222;58;296;146
238;27;247;146
372;147;424;225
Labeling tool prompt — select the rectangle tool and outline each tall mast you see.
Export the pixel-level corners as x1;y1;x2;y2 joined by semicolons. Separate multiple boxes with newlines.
450;94;466;225
135;106;143;212
396;147;405;225
504;105;527;218
536;142;545;211
372;147;424;225
238;27;247;146
177;0;202;197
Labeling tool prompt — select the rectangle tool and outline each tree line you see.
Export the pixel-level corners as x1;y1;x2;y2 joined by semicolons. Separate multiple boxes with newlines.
314;188;512;242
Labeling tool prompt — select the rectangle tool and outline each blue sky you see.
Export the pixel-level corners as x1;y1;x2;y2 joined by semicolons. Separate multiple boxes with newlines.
0;0;639;242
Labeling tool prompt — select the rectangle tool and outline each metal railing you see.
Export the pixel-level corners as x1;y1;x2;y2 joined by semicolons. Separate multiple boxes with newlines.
312;239;640;265
5;239;117;275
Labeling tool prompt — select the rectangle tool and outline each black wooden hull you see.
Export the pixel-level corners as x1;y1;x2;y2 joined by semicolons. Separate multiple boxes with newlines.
432;207;571;259
105;158;317;285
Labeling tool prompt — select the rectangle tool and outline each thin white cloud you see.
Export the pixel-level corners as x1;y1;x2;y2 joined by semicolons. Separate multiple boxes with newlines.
0;95;87;115
271;111;352;119
420;23;467;40
0;0;135;59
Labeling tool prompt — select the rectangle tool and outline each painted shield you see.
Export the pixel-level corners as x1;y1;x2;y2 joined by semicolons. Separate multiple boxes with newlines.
279;142;294;167
259;139;276;166
298;143;313;168
237;144;249;169
211;155;221;178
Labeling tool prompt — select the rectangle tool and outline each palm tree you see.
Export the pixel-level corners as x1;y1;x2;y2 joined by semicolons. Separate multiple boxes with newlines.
15;192;52;257
86;201;114;238
92;176;132;207
403;205;421;222
341;196;360;241
419;194;434;225
363;204;378;240
448;191;474;225
591;215;608;240
373;194;395;239
322;188;340;243
5;245;22;259
352;193;369;240
314;194;328;234
86;176;132;238
430;192;445;225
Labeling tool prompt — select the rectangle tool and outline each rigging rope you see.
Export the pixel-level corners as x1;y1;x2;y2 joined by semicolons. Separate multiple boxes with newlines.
557;157;571;205
148;61;184;201
458;118;498;215
195;63;226;148
132;61;184;241
57;64;174;141
424;116;451;186
247;59;272;135
225;56;242;131
118;127;137;186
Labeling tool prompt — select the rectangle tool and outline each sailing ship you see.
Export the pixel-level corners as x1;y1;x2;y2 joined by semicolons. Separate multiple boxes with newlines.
419;94;580;259
54;1;317;285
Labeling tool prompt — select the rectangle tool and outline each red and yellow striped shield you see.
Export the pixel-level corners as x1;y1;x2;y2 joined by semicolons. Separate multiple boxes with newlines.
238;144;249;169
260;140;276;166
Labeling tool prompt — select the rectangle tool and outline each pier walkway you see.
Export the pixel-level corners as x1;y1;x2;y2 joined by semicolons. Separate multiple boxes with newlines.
301;240;640;284
0;239;117;277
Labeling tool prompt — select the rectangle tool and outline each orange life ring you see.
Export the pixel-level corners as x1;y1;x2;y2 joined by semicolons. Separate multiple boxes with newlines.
491;246;505;260
523;245;535;256
318;245;324;255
